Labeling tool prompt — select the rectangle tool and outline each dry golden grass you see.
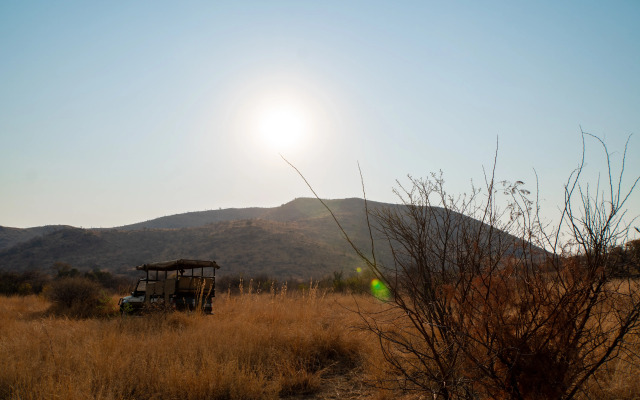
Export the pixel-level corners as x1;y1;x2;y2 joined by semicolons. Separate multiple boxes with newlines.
0;291;393;400
0;290;638;400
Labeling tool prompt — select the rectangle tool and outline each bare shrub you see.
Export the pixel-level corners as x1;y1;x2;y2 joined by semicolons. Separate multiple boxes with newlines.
287;133;640;399
43;277;114;318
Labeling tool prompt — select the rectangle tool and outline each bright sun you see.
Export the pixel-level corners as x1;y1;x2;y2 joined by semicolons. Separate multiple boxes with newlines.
256;104;308;151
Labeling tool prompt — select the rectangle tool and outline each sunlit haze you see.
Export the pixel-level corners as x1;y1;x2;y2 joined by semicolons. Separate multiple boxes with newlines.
0;1;638;231
255;101;310;152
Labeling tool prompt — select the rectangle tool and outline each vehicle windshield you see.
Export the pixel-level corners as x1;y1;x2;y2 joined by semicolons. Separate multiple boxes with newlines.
134;280;147;294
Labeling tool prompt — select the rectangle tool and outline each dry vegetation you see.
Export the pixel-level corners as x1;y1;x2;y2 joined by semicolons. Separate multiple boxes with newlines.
0;287;638;400
0;290;389;400
284;133;640;399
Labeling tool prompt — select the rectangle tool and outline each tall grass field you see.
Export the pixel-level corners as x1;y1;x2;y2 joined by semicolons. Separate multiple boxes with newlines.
0;288;638;399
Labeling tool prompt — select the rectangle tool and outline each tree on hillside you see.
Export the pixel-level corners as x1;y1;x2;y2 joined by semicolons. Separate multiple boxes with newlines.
52;261;79;278
288;133;640;399
84;267;129;291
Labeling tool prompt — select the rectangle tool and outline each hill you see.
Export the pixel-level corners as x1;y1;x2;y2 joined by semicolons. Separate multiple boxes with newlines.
0;225;70;252
114;197;388;229
0;198;388;279
0;197;533;280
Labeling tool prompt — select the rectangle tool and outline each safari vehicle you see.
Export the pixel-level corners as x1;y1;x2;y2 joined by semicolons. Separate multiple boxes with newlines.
118;259;220;315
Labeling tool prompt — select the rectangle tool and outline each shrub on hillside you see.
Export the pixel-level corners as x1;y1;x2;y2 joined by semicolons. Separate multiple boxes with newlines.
52;261;80;278
84;267;130;291
43;277;114;318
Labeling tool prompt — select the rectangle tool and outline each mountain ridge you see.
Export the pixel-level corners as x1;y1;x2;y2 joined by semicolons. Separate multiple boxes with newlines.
0;197;534;280
0;198;386;279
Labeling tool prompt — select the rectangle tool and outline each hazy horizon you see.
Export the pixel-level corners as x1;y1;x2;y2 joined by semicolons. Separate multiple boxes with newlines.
2;1;638;230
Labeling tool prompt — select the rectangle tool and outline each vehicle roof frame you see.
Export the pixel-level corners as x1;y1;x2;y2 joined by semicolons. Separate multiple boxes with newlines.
135;259;220;272
135;259;220;281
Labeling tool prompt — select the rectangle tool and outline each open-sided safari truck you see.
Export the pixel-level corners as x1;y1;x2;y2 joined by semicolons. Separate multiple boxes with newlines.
118;259;220;315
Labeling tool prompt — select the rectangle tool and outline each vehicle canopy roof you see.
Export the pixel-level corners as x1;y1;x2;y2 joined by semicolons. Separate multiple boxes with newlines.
135;259;220;272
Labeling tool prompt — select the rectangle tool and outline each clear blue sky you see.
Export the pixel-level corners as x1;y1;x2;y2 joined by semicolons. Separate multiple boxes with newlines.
1;1;638;231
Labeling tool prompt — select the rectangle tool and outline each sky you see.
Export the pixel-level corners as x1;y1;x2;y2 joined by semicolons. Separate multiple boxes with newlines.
1;1;639;233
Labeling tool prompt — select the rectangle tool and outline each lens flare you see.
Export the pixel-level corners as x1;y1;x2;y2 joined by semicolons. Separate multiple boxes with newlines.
370;279;389;300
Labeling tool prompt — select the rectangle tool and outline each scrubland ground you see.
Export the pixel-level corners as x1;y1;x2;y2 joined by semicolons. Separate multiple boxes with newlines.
0;291;638;400
0;291;397;400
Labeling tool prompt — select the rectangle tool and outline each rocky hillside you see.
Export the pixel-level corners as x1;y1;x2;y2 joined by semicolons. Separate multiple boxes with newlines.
0;198;388;279
0;197;533;280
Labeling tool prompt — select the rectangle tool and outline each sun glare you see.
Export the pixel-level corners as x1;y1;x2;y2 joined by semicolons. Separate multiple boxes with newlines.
256;104;308;151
